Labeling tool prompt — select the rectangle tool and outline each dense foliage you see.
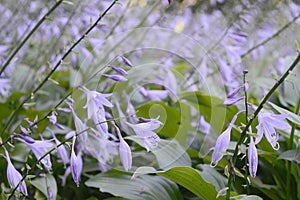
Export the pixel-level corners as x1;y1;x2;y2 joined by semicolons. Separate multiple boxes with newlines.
0;0;300;199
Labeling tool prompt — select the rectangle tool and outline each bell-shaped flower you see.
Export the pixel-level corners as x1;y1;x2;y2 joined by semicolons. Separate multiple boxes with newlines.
70;136;83;187
4;147;28;196
114;123;132;171
66;99;88;145
211;111;241;166
80;86;113;120
16;136;53;171
126;117;162;152
47;111;64;130
255;113;290;150
48;129;69;167
248;136;258;177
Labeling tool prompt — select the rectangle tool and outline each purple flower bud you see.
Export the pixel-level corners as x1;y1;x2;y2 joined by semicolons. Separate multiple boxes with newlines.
115;124;132;171
168;0;173;4
102;74;128;82
224;96;244;106
227;87;241;98
70;136;82;187
48;129;69;167
244;82;249;92
120;56;133;67
4;148;28;196
211;111;242;166
211;125;232;166
111;66;128;75
248;136;258;177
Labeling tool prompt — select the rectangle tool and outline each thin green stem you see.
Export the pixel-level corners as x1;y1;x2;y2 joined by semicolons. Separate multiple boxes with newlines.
226;52;300;200
0;0;63;76
243;71;250;194
0;0;119;137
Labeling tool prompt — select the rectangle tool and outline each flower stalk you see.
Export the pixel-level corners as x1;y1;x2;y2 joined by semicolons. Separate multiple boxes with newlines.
226;52;300;200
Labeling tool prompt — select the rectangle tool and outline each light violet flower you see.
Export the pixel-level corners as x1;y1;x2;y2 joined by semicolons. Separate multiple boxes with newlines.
70;136;83;187
224;96;245;106
48;111;64;130
16;136;53;171
136;84;169;101
102;74;128;82
111;66;128;75
120;56;133;67
80;86;112;120
48;129;69;167
114;123;132;171
211;111;242;166
4;147;28;196
248;136;258;177
126;117;162;152
255;113;290;150
199;115;211;134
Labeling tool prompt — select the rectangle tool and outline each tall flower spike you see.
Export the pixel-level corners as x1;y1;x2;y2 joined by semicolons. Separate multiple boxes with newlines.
4;147;28;196
70;136;83;187
248;136;258;177
255;113;290;150
211;111;243;166
113;123;132;171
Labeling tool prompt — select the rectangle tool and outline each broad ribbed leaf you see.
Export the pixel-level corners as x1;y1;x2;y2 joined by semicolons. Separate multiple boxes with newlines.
158;166;224;200
85;170;183;200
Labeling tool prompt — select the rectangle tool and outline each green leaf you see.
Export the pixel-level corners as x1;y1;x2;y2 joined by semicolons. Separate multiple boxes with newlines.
127;137;191;170
85;170;183;200
158;166;224;200
31;174;57;200
268;102;300;125
231;195;263;200
197;164;227;191
180;91;238;133
277;150;300;163
131;166;158;179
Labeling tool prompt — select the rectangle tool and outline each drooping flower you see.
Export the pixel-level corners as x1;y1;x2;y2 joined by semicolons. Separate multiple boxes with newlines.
4;147;28;196
48;111;65;130
102;74;128;82
136;84;169;101
248;136;258;177
114;123;132;171
48;128;69;167
255;113;290;150
126;117;162;152
211;111;242;166
16;136;53;171
70;136;83;187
